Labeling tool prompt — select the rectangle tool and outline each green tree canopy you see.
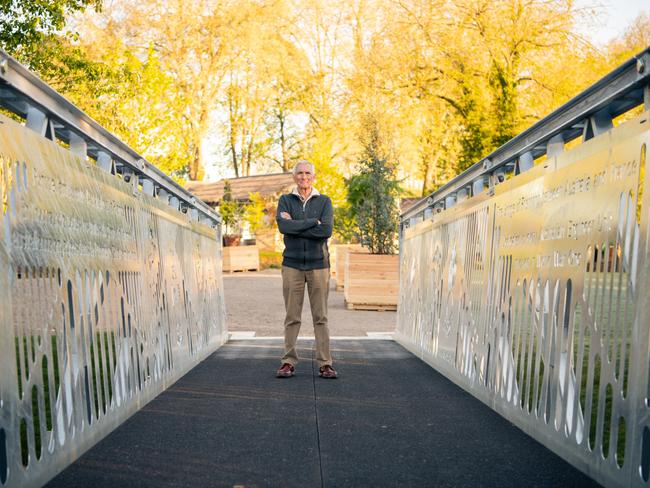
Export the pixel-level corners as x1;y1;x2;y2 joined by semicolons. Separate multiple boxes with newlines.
0;0;101;53
347;114;400;255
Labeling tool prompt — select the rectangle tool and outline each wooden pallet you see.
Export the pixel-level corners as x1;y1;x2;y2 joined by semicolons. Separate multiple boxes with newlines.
345;302;397;311
223;246;260;272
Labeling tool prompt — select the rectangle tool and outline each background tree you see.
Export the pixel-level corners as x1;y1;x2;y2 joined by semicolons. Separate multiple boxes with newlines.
0;0;100;54
244;192;270;235
219;180;245;239
7;0;648;202
347;113;400;255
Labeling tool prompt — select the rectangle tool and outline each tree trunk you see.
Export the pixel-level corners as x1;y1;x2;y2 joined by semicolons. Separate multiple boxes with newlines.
230;134;240;178
228;92;240;177
278;111;289;171
189;144;200;181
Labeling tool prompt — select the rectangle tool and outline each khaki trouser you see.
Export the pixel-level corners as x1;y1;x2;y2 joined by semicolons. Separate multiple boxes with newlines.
281;266;332;368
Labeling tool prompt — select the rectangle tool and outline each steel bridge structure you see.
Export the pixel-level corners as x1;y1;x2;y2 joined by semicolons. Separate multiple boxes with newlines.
1;46;650;487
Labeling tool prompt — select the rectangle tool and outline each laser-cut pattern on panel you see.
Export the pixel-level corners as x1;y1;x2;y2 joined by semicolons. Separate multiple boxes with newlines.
0;114;225;488
397;112;650;488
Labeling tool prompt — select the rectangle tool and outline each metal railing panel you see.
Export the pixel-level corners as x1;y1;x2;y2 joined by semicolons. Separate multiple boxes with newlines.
0;112;226;488
396;110;650;487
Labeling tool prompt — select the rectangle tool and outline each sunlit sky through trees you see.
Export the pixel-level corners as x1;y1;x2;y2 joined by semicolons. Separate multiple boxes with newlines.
4;0;649;198
575;0;649;45
201;0;650;183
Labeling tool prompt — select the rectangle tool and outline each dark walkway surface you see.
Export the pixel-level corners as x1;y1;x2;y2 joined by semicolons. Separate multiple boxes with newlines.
47;339;600;488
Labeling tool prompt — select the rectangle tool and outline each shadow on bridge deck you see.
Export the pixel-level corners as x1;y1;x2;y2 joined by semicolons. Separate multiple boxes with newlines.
46;339;600;488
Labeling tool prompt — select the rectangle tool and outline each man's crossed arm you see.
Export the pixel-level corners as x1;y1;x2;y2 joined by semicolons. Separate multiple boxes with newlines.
276;197;333;239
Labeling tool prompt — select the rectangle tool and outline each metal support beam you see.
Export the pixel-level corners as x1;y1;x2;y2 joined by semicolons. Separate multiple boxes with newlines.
158;188;170;204
590;108;613;138
96;151;113;173
547;134;565;158
472;177;486;196
69;132;87;158
490;169;505;190
518;152;534;173
25;106;47;136
142;179;154;196
445;194;456;209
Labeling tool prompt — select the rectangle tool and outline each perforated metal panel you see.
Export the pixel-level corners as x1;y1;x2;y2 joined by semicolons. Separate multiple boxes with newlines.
0;114;226;487
397;111;650;487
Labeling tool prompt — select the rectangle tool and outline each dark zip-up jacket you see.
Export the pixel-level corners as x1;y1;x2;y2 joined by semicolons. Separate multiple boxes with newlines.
276;192;333;270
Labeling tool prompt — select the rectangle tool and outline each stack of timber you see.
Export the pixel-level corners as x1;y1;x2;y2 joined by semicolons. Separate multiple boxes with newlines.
333;244;366;291
344;252;399;311
223;245;260;272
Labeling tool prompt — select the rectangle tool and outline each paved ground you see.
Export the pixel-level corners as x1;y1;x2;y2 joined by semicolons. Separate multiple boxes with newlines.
47;340;601;488
223;269;396;337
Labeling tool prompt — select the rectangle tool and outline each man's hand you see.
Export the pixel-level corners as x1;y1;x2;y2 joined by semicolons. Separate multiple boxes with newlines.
280;211;292;220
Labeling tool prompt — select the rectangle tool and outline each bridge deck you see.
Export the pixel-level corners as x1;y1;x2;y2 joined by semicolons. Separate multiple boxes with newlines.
46;339;599;488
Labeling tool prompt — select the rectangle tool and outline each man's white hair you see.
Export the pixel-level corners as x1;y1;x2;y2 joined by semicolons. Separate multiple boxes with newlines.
292;160;316;176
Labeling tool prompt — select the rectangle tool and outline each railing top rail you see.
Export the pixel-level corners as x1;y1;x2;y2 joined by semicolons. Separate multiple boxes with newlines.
401;46;650;223
0;50;220;226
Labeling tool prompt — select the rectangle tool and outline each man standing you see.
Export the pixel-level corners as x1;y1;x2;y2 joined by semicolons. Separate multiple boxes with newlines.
275;160;337;379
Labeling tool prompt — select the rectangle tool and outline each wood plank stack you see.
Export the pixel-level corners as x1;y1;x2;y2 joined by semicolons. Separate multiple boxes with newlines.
344;253;399;311
223;246;260;272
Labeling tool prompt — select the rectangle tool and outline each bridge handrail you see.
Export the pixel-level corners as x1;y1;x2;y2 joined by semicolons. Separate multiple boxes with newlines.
402;46;650;225
0;49;220;227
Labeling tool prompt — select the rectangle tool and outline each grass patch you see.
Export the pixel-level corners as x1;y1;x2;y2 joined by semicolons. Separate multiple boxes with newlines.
16;332;116;464
259;250;282;269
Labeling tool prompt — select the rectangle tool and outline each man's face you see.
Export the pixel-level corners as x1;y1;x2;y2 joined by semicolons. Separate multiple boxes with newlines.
293;163;315;192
